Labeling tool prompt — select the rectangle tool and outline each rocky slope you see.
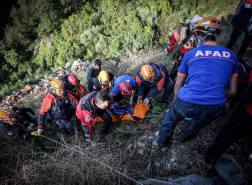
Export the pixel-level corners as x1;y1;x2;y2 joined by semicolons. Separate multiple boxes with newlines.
1;49;252;185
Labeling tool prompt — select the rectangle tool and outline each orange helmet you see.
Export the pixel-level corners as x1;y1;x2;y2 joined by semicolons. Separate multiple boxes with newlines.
68;74;79;86
0;109;15;124
192;16;221;37
140;65;155;81
118;82;133;96
51;79;64;90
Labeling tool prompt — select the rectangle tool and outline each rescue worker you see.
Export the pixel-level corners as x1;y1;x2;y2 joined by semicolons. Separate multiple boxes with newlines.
136;63;174;106
87;58;102;92
0;109;30;140
191;67;252;169
167;15;202;81
62;73;87;101
12;106;37;127
75;91;112;145
37;79;79;136
226;0;252;57
92;70;115;93
158;17;238;147
111;74;137;105
167;14;202;56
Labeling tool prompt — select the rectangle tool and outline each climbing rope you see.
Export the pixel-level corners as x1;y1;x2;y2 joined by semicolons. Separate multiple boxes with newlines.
40;134;144;185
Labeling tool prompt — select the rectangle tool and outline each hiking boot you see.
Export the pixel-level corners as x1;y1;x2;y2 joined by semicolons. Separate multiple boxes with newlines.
190;149;214;169
171;134;188;143
99;134;107;140
98;131;110;141
157;140;167;148
171;134;182;143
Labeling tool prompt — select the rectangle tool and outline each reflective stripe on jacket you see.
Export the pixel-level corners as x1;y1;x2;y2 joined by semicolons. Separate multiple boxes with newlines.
38;91;78;127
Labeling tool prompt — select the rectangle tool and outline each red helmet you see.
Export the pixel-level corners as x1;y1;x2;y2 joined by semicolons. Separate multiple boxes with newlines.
68;74;79;86
118;82;133;96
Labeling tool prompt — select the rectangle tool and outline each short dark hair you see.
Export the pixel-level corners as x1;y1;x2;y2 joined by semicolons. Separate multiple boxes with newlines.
94;91;111;104
93;58;102;66
12;106;19;112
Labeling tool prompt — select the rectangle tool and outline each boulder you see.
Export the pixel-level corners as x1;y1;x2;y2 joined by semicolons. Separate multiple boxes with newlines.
24;84;32;91
71;58;84;72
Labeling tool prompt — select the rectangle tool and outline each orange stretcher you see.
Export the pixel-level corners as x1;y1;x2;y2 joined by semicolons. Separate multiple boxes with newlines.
95;102;150;123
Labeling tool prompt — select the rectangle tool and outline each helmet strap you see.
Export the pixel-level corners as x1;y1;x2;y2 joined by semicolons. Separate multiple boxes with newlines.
195;32;208;47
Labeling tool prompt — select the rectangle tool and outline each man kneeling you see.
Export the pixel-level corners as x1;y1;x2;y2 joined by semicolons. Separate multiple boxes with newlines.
76;91;112;145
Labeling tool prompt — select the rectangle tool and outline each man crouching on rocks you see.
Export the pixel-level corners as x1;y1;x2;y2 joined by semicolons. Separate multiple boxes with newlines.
76;91;112;146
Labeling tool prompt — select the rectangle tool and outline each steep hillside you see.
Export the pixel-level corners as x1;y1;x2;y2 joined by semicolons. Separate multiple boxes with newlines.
1;3;252;185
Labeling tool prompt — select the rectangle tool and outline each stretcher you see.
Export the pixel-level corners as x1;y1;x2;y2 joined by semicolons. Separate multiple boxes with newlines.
95;102;150;123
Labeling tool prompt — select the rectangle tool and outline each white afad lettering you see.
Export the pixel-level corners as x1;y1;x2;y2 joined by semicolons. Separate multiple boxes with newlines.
195;50;204;57
195;50;231;58
205;50;212;56
212;51;222;57
222;51;230;58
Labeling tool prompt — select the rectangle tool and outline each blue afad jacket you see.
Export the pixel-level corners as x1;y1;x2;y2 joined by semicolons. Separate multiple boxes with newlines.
136;63;168;100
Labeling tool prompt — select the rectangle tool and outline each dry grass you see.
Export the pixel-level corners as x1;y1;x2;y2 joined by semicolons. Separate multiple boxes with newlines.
10;130;151;185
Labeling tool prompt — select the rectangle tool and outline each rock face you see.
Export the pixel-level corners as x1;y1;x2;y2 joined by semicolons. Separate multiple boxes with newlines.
0;79;51;107
215;153;245;185
0;57;117;107
71;58;87;72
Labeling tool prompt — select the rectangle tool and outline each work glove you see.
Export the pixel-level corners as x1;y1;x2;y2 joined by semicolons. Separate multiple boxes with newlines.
137;98;142;104
143;98;150;105
38;128;44;136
